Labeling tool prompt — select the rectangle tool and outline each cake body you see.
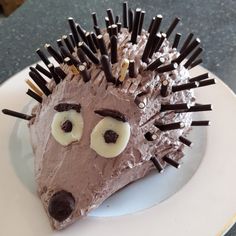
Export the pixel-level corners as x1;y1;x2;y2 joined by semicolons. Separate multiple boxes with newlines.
29;29;194;229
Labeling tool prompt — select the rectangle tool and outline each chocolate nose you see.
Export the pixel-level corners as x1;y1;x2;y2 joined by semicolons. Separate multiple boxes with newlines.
48;190;75;222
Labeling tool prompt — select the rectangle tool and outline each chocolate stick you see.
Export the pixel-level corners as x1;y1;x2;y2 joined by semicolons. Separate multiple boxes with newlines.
145;132;157;141
150;157;164;173
138;11;145;35
101;55;116;84
123;2;128;28
148;33;162;59
54;67;67;80
166;17;180;38
130;8;142;44
62;35;74;54
107;8;115;25
179;136;192;147
107;26;112;37
175;38;201;64
189;58;203;69
97;34;108;56
172;81;198;92
134;95;147;109
94;25;102;35
25;79;43;96
172;33;181;49
157;62;178;73
44;44;64;64
91;32;99;49
111;24;118;37
78;42;100;65
142;15;163;62
26;89;43;103
160;103;190;112
59;46;80;65
36;48;50;66
160;80;169;97
47;64;61;84
29;71;51;96
29;67;47;84
154;122;185;131
56;39;63;48
146;56;165;71
117;22;122;33
78;64;91;82
128;8;134;32
198;79;216;87
64;57;79;75
85;32;97;53
92;12;98;26
148;17;155;33
189;73;208;82
154;33;166;53
184;47;203;68
2;109;33;120
177;104;212;113
68;17;80;45
163;156;180;168
69;33;76;47
110;35;118;64
77;47;90;66
105;17;110;29
191;120;210;126
180;33;194;53
119;59;129;82
35;64;52;78
115;15;120;24
129;60;137;78
76;23;88;44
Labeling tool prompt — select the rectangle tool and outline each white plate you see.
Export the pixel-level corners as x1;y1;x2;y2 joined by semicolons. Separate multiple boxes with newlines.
0;64;236;236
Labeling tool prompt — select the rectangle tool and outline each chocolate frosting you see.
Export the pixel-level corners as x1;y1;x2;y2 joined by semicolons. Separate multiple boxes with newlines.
29;28;194;230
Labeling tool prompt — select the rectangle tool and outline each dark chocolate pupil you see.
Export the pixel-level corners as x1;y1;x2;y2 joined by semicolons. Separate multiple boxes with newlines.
61;120;73;132
104;130;119;143
48;190;75;222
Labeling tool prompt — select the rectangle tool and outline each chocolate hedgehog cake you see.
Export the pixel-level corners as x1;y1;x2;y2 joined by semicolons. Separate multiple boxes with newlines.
2;2;215;230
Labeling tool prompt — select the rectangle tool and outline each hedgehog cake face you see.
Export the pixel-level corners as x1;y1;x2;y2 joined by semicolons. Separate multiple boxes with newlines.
2;2;215;231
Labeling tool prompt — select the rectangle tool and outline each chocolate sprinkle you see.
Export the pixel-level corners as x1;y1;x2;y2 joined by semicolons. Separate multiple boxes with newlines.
48;190;75;222
54;103;81;113
61;120;73;132
104;130;119;143
95;109;128;122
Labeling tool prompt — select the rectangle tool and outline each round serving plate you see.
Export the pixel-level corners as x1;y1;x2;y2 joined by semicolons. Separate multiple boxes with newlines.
0;63;235;236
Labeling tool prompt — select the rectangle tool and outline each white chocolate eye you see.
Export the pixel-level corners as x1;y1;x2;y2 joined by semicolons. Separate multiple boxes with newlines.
90;117;131;158
51;110;84;146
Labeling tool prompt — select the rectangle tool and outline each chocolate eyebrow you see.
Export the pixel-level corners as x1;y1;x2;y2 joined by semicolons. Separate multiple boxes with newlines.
54;103;81;113
94;109;128;122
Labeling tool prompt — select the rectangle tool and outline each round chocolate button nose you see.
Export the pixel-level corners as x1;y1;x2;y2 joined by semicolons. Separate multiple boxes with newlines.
48;190;75;222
